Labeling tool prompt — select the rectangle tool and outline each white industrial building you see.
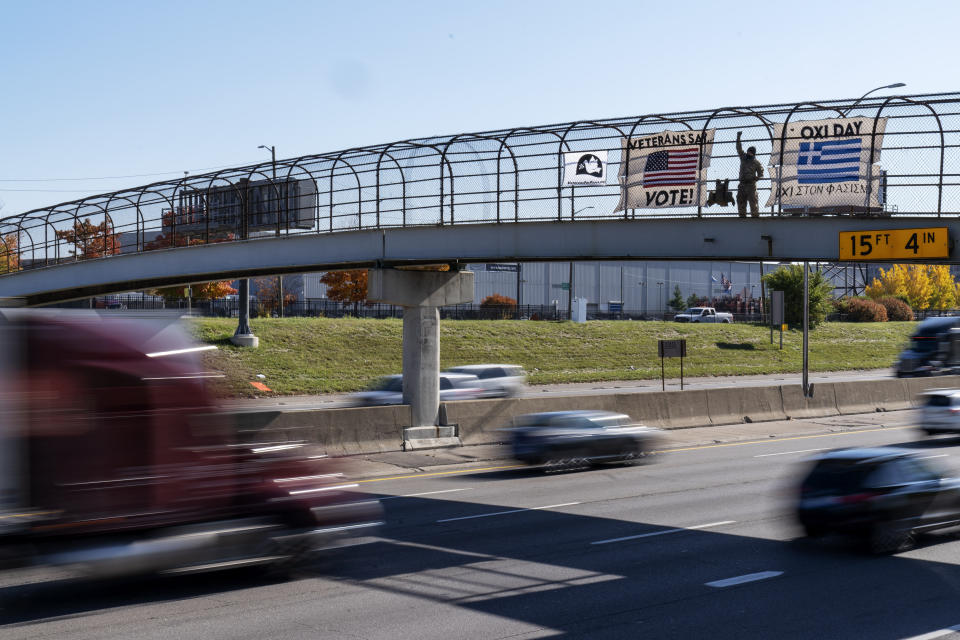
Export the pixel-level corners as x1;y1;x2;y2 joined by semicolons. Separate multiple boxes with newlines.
302;261;868;315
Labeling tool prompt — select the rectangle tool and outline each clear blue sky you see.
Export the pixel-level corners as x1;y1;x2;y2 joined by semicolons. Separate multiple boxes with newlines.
0;0;953;215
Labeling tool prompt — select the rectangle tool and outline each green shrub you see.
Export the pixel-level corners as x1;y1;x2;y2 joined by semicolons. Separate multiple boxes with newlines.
842;297;888;322
877;296;914;321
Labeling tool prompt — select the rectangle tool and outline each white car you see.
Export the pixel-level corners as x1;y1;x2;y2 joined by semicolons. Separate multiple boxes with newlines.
442;364;527;398
350;373;484;406
919;389;960;434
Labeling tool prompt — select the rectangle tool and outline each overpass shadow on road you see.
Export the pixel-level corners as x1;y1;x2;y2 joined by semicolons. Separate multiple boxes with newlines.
5;490;960;639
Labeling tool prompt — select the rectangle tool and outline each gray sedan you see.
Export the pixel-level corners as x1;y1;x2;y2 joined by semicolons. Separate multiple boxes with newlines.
508;410;661;469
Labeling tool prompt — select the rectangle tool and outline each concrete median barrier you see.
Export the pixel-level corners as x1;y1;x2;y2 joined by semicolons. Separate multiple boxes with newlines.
613;390;712;430
230;404;410;455
780;382;839;419
706;386;786;426
227;375;960;456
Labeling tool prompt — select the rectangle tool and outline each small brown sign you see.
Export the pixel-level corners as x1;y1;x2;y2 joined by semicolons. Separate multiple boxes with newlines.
658;339;687;358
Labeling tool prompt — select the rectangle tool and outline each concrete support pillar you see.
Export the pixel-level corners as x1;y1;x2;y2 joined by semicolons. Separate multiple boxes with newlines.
367;268;474;433
402;305;440;427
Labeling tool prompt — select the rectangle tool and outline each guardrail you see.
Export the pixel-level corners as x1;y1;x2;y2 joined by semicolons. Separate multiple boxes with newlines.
2;92;959;273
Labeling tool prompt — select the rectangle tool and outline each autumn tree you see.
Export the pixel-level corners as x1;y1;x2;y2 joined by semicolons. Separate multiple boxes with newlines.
0;232;20;274
320;270;368;315
253;276;297;316
145;210;237;301
865;264;908;300
927;265;956;312
151;280;237;301
865;264;951;312
480;293;517;319
55;217;120;258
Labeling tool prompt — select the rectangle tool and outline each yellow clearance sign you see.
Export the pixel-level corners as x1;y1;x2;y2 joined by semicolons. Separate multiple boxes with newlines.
839;227;949;261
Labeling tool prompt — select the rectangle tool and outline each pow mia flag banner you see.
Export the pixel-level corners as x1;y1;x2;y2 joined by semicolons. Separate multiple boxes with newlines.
765;116;888;209
563;151;607;186
615;129;715;210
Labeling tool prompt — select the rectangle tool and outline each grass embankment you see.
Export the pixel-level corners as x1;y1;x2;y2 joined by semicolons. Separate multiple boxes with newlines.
189;317;916;397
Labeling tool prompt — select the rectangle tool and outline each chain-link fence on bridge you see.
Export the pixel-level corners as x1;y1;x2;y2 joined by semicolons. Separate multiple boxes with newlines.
2;92;959;272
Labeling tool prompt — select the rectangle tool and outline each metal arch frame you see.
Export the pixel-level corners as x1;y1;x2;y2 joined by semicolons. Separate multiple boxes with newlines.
238;166;284;237
495;126;568;222
329;149;364;232
199;169;250;243
396;140;453;225
439;132;520;224
622;114;694;219
695;107;775;217
135;187;177;250
375;144;410;228
0;232;11;273
42;205;76;266
278;158;323;234
558;120;627;221
869;96;946;216
773;102;848;214
103;193;143;252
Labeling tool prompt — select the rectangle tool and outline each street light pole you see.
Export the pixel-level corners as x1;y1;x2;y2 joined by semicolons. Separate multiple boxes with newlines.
258;144;283;317
656;281;664;318
843;83;905;115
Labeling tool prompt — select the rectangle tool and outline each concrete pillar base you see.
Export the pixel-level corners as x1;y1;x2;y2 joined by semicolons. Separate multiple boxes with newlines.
230;334;259;348
367;268;475;429
402;425;461;451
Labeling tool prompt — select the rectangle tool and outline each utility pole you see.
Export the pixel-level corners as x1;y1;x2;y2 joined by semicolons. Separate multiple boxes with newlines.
258;144;283;317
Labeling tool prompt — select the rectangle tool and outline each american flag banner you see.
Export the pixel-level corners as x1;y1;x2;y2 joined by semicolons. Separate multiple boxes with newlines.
615;129;715;210
766;117;887;209
642;148;699;187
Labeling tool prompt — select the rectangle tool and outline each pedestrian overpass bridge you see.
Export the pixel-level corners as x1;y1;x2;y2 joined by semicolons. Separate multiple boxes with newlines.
2;92;958;431
1;91;958;304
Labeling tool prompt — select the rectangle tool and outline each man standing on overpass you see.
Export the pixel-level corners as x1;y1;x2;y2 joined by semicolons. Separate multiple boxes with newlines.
736;131;764;217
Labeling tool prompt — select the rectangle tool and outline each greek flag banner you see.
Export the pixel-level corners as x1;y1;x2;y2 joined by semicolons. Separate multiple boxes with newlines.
765;117;887;209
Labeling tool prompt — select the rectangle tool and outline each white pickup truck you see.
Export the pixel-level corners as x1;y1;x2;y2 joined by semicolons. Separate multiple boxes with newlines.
673;307;734;323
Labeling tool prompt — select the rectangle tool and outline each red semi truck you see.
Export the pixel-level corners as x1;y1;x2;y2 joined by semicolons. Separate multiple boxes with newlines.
0;310;380;577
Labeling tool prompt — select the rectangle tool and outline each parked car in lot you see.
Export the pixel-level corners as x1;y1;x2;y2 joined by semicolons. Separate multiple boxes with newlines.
794;447;960;553
350;373;483;406
442;364;527;398
507;410;661;469
919;389;960;435
673;307;733;323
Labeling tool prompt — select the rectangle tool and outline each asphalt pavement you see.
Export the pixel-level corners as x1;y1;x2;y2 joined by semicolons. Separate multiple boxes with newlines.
10;407;960;639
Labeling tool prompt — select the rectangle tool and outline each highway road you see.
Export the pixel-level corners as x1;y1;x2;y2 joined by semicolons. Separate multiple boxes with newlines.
222;367;895;412
6;410;960;639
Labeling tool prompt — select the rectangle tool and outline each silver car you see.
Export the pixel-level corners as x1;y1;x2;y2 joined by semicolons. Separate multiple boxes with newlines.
919;389;960;435
508;410;662;468
442;364;527;398
350;373;484;406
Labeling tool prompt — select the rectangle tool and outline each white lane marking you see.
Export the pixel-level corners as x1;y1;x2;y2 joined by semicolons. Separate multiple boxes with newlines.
591;520;736;545
437;502;581;523
754;448;827;458
380;488;473;500
706;571;783;588
900;623;960;640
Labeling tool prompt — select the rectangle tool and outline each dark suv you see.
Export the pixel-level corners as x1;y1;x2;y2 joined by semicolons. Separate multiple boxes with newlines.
795;447;960;553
